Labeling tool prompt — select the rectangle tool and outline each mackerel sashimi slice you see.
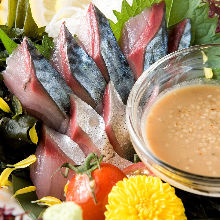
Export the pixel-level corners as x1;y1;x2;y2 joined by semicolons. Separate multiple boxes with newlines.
120;2;168;79
3;38;69;133
103;81;135;161
30;126;85;200
168;19;191;53
67;94;132;169
78;4;135;104
52;23;106;109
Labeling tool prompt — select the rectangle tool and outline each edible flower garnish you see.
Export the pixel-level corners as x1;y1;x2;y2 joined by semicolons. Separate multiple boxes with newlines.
204;67;214;79
0;97;11;113
32;196;62;207
105;175;187;220
0;155;37;188
0;168;14;188
13;186;36;197
29;123;38;144
7;155;37;169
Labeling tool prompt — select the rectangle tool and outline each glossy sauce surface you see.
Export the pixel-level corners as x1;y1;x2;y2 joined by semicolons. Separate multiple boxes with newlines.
144;84;220;177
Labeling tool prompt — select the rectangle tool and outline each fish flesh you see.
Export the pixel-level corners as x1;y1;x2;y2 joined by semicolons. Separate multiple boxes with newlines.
67;94;132;169
27;40;72;117
52;23;106;110
168;19;191;53
76;4;109;82
3;38;69;133
120;2;168;79
77;4;135;104
103;81;135;161
30;126;85;200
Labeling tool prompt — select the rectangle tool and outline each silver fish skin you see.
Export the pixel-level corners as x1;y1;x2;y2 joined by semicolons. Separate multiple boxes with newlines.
30;126;85;200
93;5;135;104
103;81;135;161
68;94;132;169
26;40;72;117
58;24;106;109
178;19;191;50
3;38;68;133
143;11;168;71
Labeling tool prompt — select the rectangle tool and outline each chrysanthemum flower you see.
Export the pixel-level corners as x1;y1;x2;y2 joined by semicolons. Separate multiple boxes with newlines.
105;175;187;220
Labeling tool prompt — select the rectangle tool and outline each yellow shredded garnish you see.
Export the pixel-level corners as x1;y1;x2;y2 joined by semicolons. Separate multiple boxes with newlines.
105;176;187;220
0;97;11;113
8;155;37;169
0;155;37;189
14;186;36;197
0;168;15;188
204;67;213;79
32;196;62;207
64;181;69;196
201;51;208;64
29;123;38;144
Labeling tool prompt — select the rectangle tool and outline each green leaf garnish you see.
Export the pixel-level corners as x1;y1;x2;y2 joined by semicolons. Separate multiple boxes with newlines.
12;175;46;220
12;95;23;119
0;28;17;54
35;35;54;59
189;3;220;45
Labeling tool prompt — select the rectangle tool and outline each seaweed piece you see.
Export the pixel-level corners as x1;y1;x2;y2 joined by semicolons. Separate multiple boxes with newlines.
0;115;38;164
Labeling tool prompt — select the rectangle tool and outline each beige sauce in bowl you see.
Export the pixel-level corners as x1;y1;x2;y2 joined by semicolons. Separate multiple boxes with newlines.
144;84;220;177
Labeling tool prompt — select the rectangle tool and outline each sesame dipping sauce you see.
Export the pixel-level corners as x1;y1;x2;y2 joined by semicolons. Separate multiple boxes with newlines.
144;83;220;177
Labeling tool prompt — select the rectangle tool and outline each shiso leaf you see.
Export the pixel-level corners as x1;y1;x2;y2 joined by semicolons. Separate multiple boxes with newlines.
166;0;201;27
189;3;220;45
0;28;17;54
12;175;46;220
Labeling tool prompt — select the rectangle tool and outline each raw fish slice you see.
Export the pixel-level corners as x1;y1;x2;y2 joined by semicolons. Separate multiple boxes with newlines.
76;8;109;82
26;40;72;116
67;94;132;169
168;19;191;53
120;2;167;79
103;81;135;161
84;4;135;104
52;23;106;109
3;38;68;133
30;126;85;200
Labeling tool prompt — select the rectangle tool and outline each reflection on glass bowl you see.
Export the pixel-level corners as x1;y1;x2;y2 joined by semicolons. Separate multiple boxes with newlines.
126;44;220;197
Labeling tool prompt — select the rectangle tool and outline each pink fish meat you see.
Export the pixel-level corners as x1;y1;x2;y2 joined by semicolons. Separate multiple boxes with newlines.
103;81;135;161
120;2;167;79
30;126;85;200
67;94;132;169
3;38;69;133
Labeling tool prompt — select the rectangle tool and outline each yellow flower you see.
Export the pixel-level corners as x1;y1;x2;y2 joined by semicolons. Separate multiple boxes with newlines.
13;186;36;197
105;176;187;220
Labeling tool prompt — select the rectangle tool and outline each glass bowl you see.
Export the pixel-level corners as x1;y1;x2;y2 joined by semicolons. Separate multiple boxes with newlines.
126;44;220;197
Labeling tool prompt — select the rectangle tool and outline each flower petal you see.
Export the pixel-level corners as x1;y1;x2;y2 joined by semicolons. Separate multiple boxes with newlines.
14;186;36;197
0;97;11;113
0;168;15;188
8;155;37;169
32;196;62;207
29;123;38;144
